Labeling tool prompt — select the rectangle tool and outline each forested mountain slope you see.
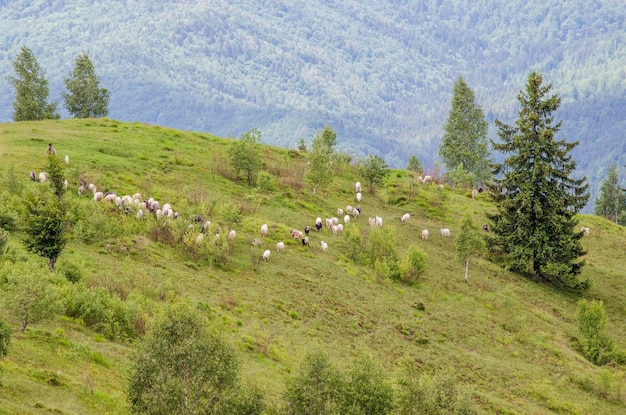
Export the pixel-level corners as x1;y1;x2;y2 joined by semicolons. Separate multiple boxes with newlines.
0;0;625;209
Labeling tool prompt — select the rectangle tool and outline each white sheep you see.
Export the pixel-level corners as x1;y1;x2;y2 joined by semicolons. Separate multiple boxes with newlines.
369;217;376;227
104;193;117;202
136;209;144;219
441;228;451;237
344;214;350;224
352;209;360;219
337;208;344;217
417;175;424;183
337;224;343;233
581;226;590;236
94;191;104;201
421;229;429;240
401;213;410;223
471;188;478;199
356;192;362;202
64;155;69;165
88;183;96;193
346;205;353;214
356;181;362;193
203;221;212;231
228;230;236;241
262;249;271;262
196;233;205;245
63;179;68;190
320;241;328;252
261;223;269;238
423;175;432;183
277;241;285;253
78;185;85;196
38;172;48;183
375;216;383;227
251;238;262;247
332;225;339;235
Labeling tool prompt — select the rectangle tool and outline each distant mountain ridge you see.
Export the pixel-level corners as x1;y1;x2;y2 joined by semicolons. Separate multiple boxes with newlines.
1;0;625;210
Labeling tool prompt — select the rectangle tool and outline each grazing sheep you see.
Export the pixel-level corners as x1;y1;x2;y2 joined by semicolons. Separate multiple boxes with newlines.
320;241;328;252
344;214;350;224
482;224;489;232
337;224;343;233
332;225;340;235
421;229;429;240
471;188;478;199
291;229;303;239
375;216;383;227
356;192;362;202
352;209;360;219
332;217;339;226
88;183;96;193
326;218;333;229
417;175;424;183
423;175;432;183
228;230;236;241
369;217;376;227
94;191;104;201
136;209;144;219
356;181;362;193
438;184;444;190
78;185;85;196
103;193;117;202
262;249;271;262
195;233;205;245
346;205;353;214
64;155;69;164
29;171;37;181
401;213;410;223
203;221;212;232
441;228;451;237
63;180;68;190
316;217;323;226
38;172;48;183
301;237;310;247
261;223;269;238
337;208;344;217
251;238;263;247
304;226;311;235
277;241;285;253
315;221;323;232
581;226;590;236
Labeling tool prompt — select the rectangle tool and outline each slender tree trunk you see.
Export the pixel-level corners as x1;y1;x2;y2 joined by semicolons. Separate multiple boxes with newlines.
464;258;469;282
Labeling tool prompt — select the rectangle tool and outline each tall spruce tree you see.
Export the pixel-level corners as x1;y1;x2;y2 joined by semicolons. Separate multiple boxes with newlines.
594;164;623;224
8;46;59;121
63;52;110;118
439;77;491;185
488;72;590;289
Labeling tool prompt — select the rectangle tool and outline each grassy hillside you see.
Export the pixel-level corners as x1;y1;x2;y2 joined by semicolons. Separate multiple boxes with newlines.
0;119;625;414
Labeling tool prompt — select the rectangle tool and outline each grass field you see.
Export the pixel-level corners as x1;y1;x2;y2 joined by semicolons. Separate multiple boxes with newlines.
0;119;625;414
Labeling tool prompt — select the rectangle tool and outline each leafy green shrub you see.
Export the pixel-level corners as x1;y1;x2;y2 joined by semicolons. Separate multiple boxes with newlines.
257;170;277;192
0;228;8;256
577;299;625;365
64;285;134;341
399;245;427;283
57;262;83;283
0;318;11;361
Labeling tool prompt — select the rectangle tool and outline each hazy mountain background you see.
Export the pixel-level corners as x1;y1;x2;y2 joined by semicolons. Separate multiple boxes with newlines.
1;0;625;211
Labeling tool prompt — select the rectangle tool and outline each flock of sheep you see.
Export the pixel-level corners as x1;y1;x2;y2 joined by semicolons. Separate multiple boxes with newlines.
29;156;592;264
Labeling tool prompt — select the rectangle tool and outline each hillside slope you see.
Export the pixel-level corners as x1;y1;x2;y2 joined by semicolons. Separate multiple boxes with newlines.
1;0;625;208
0;119;625;414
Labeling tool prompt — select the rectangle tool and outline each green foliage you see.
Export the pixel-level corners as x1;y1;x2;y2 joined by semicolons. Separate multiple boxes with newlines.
8;46;59;121
0;261;64;332
56;261;83;283
406;154;422;173
3;164;24;196
439;77;491;185
0;318;11;361
22;185;68;271
305;127;336;194
577;299;625;366
128;303;263;414
339;355;395;415
445;163;476;188
396;364;478;415
594;164;625;224
257;170;277;192
45;154;66;199
488;72;590;288
282;350;342;415
399;245;427;283
358;155;389;194
228;128;262;186
366;227;396;266
0;228;8;257
344;223;363;263
63;52;110;118
216;201;243;226
455;215;484;282
63;284;136;341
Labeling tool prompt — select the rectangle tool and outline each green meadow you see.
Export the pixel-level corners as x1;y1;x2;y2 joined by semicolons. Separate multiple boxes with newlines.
0;119;624;414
